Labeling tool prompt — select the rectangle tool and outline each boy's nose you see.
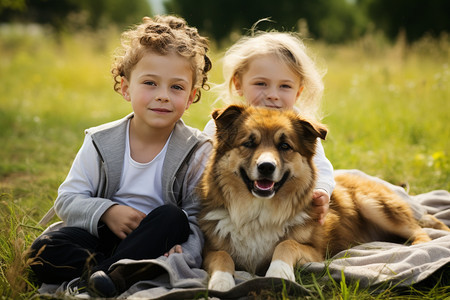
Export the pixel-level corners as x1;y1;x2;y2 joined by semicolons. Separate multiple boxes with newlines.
155;90;170;102
155;96;169;102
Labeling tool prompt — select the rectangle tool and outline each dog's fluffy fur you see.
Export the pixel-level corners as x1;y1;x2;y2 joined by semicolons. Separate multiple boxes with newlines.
198;105;450;291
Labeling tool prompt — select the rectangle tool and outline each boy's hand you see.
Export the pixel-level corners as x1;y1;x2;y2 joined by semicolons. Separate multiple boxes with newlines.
164;244;183;257
312;190;330;225
101;205;146;239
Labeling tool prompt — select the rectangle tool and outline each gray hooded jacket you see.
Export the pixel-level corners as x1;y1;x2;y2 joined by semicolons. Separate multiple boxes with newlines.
40;113;212;268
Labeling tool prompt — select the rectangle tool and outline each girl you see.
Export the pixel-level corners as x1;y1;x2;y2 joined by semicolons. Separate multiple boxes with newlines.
204;30;334;223
29;15;212;297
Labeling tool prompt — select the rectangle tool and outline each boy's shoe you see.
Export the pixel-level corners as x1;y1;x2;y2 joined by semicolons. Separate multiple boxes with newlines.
66;277;88;296
87;270;118;298
87;263;166;297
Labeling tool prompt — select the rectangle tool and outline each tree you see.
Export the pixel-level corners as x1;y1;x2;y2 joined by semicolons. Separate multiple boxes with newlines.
0;0;152;32
0;0;26;14
166;0;450;44
78;0;152;30
360;0;450;42
165;0;367;44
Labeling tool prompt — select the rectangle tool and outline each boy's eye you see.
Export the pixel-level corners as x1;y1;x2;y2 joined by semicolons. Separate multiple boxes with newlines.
281;84;292;89
144;81;156;86
254;82;266;86
172;84;184;91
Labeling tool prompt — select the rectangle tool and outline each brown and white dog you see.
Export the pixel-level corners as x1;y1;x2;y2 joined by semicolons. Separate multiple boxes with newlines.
198;105;449;291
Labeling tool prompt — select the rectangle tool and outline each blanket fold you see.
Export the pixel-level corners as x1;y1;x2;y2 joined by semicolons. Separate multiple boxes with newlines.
38;170;450;299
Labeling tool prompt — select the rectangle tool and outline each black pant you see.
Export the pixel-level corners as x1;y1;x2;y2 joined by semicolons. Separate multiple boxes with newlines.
29;204;190;284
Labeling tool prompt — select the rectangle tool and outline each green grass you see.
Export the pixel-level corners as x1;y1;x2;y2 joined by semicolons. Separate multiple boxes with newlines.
0;25;449;299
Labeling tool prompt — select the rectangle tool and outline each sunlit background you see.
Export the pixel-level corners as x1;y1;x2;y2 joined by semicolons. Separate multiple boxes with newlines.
0;2;449;297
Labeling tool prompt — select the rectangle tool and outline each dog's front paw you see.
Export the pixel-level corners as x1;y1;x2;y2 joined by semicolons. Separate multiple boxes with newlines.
208;271;235;291
265;260;295;282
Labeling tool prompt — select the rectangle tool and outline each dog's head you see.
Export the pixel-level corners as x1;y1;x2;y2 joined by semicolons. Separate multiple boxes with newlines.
211;105;327;199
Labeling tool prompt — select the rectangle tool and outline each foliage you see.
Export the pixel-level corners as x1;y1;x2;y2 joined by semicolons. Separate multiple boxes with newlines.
359;0;450;42
0;0;151;32
0;0;26;13
2;0;450;44
165;0;367;44
165;0;450;44
0;26;449;298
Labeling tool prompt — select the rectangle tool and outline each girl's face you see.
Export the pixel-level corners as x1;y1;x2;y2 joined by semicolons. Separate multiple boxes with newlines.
121;51;196;131
234;54;303;110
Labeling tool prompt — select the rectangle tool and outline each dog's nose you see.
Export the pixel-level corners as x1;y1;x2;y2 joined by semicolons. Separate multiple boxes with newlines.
257;162;276;176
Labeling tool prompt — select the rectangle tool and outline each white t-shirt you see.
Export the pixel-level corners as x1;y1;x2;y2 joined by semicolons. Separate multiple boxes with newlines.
58;120;170;216
113;120;169;214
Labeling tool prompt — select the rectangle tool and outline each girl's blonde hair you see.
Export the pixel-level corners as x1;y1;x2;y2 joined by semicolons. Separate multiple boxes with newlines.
218;29;325;120
111;15;212;103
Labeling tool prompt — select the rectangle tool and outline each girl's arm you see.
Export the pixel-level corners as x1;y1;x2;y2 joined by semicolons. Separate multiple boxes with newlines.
312;139;335;224
202;118;216;137
313;139;335;196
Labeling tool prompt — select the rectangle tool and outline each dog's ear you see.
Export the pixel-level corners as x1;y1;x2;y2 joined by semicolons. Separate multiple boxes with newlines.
299;119;327;141
212;105;246;132
294;117;328;157
210;105;246;149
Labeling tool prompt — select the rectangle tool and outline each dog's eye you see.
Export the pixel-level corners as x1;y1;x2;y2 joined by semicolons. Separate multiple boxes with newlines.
278;142;292;151
242;140;256;148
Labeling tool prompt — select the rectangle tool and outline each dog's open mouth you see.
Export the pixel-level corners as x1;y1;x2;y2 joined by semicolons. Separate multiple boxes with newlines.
239;168;290;198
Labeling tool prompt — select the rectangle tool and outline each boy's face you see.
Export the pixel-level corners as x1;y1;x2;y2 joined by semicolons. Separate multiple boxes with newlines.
121;51;195;131
234;54;303;110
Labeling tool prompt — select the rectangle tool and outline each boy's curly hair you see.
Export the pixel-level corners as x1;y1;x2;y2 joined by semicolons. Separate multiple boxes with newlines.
111;15;212;103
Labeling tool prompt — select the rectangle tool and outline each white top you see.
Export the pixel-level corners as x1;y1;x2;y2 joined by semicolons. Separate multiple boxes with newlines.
113;120;168;214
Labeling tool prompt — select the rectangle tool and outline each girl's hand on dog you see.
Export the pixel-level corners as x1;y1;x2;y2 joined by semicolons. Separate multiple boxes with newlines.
101;205;146;239
313;189;330;225
164;244;183;257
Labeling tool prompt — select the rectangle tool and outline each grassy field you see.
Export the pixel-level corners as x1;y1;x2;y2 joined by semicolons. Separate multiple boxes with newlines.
0;25;449;299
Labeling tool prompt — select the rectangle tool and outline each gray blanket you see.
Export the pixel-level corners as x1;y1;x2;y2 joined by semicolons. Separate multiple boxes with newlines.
39;170;450;299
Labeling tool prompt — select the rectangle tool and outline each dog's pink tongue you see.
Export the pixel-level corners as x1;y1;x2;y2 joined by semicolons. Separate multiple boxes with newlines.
255;180;275;191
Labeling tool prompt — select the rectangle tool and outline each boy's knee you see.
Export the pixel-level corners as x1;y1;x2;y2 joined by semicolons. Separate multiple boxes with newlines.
150;204;187;221
144;205;189;235
29;233;51;258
